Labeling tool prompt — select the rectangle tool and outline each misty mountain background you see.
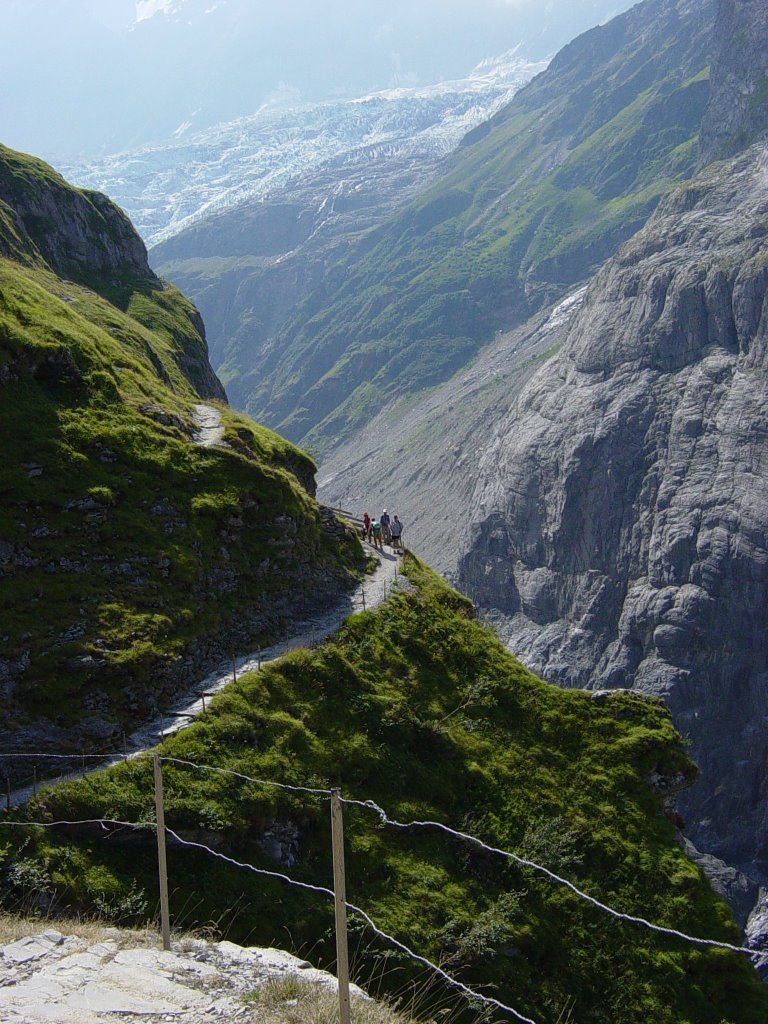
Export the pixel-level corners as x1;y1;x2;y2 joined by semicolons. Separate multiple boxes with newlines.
1;0;636;162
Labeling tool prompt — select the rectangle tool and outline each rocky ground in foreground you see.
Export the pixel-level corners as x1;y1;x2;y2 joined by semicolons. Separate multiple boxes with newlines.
0;925;375;1024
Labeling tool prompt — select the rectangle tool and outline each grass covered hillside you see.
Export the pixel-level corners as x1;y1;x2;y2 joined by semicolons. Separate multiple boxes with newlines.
158;0;715;455
6;559;767;1024
0;144;363;754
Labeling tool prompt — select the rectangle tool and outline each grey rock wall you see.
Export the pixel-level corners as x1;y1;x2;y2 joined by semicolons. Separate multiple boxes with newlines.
317;287;586;575
458;142;768;874
699;0;768;162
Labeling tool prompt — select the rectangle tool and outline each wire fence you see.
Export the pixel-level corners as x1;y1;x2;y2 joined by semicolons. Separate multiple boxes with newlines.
0;751;763;1024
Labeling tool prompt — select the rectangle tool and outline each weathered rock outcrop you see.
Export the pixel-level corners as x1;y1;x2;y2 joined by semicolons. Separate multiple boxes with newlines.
458;140;768;874
0;928;367;1024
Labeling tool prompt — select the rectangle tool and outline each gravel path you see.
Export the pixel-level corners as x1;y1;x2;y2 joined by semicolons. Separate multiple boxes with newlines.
8;548;404;807
191;403;227;446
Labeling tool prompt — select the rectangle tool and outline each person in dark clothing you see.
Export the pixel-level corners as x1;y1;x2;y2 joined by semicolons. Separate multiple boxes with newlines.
390;515;403;552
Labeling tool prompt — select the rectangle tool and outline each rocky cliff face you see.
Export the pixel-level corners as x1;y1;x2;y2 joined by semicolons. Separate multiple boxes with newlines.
0;145;149;285
699;0;768;161
458;131;768;875
317;286;586;576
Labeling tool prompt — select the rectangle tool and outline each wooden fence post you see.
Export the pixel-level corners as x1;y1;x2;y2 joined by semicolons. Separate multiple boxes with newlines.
5;775;10;812
153;754;172;950
330;789;351;1024
232;655;237;684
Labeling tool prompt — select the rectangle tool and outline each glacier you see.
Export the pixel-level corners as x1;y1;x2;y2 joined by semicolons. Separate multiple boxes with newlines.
63;52;546;247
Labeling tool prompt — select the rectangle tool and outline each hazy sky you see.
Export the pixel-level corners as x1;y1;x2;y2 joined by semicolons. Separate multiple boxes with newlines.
0;0;637;161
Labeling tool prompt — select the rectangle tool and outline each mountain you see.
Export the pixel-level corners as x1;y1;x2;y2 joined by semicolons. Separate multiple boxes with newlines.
457;0;768;905
68;54;545;248
8;560;768;1023
0;0;637;162
140;56;543;410
698;0;768;161
153;0;714;458
316;285;589;578
0;144;362;756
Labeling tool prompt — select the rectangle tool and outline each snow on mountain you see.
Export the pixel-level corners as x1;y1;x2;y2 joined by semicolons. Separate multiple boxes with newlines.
134;0;181;24
63;54;545;247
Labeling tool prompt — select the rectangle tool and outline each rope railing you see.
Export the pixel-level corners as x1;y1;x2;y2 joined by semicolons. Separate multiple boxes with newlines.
0;752;130;760
0;804;537;1024
340;798;757;956
160;756;333;797
0;817;151;830
328;506;365;526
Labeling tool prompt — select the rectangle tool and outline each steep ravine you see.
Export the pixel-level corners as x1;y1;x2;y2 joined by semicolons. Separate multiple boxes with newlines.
317;286;587;576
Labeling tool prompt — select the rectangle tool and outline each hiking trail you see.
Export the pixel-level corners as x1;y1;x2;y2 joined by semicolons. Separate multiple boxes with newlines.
191;403;226;447
8;549;404;807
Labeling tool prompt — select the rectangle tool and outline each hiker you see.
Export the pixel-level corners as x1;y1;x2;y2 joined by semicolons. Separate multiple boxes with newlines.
362;511;372;542
381;509;391;544
391;515;403;552
371;517;383;551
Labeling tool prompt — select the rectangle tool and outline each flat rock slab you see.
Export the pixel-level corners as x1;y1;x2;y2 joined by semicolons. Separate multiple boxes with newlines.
0;930;366;1023
0;939;221;1022
1;931;79;965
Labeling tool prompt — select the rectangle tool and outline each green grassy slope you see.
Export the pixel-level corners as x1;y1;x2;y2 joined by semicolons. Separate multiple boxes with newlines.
6;558;767;1024
0;146;362;748
158;0;715;455
0;143;225;401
